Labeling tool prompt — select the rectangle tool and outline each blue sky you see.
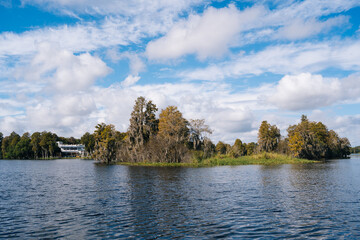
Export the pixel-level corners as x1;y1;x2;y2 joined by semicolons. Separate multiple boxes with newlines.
0;0;360;145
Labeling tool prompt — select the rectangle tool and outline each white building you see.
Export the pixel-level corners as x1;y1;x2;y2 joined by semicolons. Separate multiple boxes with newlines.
57;142;85;157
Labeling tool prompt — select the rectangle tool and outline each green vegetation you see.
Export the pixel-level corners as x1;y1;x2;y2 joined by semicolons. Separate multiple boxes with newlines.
351;146;360;153
287;115;350;159
202;153;316;166
1;131;62;159
0;131;86;160
0;97;352;164
258;121;281;152
115;153;316;167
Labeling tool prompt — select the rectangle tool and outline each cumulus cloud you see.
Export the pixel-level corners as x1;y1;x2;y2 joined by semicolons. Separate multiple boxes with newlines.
26;94;97;130
266;73;360;110
0;116;25;134
0;43;112;136
17;42;111;92
146;5;264;60
267;73;341;110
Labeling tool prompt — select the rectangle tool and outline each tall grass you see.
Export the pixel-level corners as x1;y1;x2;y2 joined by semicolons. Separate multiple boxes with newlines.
116;152;317;167
201;152;316;166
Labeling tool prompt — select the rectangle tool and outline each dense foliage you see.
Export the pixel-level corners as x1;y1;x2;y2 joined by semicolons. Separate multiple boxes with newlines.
287;115;350;159
258;121;281;152
1;131;61;159
255;115;351;160
0;131;95;159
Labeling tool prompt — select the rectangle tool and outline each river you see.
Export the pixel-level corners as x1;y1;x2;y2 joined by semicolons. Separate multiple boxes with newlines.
1;155;360;239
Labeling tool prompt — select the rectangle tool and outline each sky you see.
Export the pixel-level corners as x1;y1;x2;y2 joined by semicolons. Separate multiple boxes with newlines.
0;0;360;146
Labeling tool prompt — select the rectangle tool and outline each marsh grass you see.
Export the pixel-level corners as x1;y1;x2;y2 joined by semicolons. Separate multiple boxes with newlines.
201;152;317;166
116;152;317;167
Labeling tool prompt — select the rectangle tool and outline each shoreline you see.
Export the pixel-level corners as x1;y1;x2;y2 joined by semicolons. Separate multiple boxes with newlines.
114;153;319;167
0;153;321;166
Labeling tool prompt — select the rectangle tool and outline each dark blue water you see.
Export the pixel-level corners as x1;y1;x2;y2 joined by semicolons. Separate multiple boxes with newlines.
1;156;360;239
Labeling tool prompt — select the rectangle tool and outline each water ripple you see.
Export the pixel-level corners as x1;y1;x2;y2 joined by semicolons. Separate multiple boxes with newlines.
1;158;360;238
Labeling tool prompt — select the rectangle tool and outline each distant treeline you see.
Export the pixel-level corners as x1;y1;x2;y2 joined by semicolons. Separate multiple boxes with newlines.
352;146;360;153
0;96;351;162
0;131;83;159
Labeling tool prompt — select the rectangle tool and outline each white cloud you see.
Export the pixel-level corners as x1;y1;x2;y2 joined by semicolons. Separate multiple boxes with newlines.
276;16;348;40
182;39;360;80
267;73;341;110
266;73;360;110
0;24;107;56
21;0;204;17
17;42;111;92
268;0;358;22
0;1;356;61
0;11;178;58
0;0;205;60
0;107;22;118
128;54;145;75
0;43;111;136
121;75;141;87
0;116;26;134
54;94;96;116
145;1;356;61
146;5;264;60
26;93;97;130
106;50;145;75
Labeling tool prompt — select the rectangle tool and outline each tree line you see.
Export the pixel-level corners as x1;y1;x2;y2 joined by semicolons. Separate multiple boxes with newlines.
0;97;351;162
0;131;82;159
257;115;351;160
351;146;360;153
86;97;351;164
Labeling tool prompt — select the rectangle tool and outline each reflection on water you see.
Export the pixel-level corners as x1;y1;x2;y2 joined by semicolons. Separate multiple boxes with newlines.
0;156;360;238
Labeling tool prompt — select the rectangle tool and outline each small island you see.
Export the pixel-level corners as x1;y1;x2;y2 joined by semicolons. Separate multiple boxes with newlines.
1;96;350;166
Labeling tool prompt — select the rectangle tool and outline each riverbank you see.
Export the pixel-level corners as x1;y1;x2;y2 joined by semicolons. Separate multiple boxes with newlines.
115;153;318;167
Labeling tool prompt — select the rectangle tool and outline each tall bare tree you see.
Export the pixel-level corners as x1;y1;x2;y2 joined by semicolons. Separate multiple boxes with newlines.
188;119;212;150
